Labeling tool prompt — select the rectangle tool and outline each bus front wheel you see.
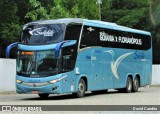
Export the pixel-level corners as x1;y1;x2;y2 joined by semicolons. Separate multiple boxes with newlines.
38;93;49;99
75;78;86;98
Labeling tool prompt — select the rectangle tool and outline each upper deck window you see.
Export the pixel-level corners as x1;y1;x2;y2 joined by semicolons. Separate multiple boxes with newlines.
80;25;151;50
21;24;65;45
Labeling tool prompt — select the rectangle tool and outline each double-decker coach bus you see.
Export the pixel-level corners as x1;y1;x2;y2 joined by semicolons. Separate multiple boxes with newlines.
6;18;152;98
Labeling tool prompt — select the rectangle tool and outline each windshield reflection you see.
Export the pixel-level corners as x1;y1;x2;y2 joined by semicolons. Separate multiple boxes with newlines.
17;50;59;77
21;24;65;45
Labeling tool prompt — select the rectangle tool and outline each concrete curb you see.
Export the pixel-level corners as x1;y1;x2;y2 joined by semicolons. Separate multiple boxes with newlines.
0;91;17;95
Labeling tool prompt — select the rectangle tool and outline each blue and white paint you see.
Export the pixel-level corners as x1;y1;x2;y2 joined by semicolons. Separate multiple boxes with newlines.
104;50;133;79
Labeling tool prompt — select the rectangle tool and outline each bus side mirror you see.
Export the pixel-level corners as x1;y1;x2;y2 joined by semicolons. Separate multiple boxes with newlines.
55;41;69;58
6;42;18;58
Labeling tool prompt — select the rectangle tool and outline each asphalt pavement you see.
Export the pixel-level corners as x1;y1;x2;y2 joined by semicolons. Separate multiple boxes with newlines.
0;87;160;105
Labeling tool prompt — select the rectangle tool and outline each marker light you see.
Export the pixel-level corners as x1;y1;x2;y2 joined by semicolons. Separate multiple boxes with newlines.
21;52;34;55
49;75;67;84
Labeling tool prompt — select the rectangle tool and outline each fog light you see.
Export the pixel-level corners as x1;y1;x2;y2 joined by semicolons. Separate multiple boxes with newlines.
52;86;58;91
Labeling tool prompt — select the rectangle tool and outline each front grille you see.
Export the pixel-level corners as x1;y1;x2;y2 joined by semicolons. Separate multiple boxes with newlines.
21;82;50;87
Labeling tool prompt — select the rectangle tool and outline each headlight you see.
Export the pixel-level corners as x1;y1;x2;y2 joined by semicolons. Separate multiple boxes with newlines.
16;80;22;83
49;80;58;84
49;75;67;84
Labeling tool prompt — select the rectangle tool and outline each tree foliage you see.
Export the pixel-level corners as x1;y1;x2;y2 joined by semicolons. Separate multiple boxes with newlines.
101;0;160;63
0;0;160;63
102;0;150;30
0;0;21;42
148;0;160;63
25;0;99;20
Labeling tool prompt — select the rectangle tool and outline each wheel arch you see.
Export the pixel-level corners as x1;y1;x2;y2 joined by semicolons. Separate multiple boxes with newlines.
80;76;88;91
127;74;133;81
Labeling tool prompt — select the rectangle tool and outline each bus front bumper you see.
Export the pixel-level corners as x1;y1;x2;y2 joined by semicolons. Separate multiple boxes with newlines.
16;81;62;94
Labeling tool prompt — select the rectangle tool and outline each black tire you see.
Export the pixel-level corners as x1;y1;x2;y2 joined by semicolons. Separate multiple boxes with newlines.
125;77;132;93
38;93;49;99
92;90;108;94
132;77;139;92
75;78;86;98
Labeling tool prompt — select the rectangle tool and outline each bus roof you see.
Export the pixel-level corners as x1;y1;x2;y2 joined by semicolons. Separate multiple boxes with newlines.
24;18;151;36
84;19;151;36
24;18;83;27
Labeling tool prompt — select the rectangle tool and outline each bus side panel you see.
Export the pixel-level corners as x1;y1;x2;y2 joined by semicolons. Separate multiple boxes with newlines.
140;61;152;86
145;62;152;85
112;50;137;89
62;72;76;93
76;49;103;91
76;47;152;90
140;49;152;87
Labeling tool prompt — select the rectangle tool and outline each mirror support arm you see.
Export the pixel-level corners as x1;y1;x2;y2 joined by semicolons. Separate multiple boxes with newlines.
6;42;18;58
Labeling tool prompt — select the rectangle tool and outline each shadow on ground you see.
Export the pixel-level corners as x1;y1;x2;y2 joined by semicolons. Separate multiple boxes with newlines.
21;90;143;101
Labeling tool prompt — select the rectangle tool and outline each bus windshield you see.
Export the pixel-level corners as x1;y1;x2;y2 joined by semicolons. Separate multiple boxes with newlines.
21;24;65;45
17;50;59;77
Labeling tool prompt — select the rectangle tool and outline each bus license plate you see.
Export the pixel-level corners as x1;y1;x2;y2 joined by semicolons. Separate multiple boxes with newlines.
32;91;39;94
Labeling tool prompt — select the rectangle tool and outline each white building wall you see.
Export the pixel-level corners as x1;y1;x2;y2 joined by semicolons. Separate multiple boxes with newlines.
0;59;16;92
152;65;160;85
0;58;160;92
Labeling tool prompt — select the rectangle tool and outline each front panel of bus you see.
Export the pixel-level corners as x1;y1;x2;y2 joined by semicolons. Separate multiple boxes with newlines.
16;23;82;94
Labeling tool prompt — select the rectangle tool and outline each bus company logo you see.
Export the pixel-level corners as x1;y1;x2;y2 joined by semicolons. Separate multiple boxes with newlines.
29;79;40;83
33;83;37;87
2;106;12;111
29;27;54;36
87;27;95;32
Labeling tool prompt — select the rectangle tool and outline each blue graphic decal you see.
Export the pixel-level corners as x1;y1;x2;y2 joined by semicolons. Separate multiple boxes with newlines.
134;51;145;60
104;50;133;79
86;55;91;60
94;50;101;53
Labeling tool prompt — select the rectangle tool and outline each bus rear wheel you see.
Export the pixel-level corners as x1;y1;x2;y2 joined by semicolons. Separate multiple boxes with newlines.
38;93;49;99
75;78;86;98
132;77;139;92
125;77;132;93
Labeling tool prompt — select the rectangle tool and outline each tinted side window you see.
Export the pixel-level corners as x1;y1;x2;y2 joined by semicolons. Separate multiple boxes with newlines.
61;47;75;72
80;25;151;50
62;24;82;72
64;24;82;43
80;26;99;48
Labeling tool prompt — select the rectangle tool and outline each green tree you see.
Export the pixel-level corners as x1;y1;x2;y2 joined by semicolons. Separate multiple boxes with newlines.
149;0;160;63
25;0;99;20
102;0;160;63
0;0;22;57
0;0;21;42
102;0;150;30
0;0;159;62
